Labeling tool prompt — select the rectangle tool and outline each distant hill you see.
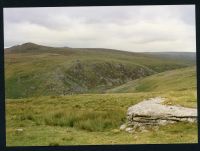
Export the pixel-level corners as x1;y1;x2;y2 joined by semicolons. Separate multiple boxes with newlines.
5;42;74;54
5;42;52;52
5;43;196;99
144;52;196;65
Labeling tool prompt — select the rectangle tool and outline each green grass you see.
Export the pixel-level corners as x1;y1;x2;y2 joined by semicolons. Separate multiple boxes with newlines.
5;43;197;145
6;122;197;146
107;66;196;93
107;67;197;108
6;89;197;145
5;43;194;99
6;86;197;145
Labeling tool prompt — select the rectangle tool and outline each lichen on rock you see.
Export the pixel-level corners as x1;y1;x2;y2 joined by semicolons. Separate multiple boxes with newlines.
121;97;197;132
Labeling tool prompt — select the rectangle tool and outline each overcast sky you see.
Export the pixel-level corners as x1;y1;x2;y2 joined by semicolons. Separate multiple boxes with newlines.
3;5;196;52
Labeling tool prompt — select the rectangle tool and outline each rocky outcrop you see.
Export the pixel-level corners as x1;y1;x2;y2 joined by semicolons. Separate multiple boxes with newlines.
121;97;197;132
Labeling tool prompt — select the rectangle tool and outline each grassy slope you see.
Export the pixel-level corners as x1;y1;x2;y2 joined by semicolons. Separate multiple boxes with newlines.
5;43;194;99
107;66;196;93
6;67;197;145
6;92;197;146
5;43;197;145
107;67;197;108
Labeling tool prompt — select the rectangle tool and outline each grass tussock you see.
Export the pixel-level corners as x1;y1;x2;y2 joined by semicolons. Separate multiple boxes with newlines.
43;110;124;132
5;67;197;145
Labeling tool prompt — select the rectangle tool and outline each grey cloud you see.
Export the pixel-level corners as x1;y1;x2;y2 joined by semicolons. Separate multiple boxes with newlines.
131;37;177;44
3;5;196;52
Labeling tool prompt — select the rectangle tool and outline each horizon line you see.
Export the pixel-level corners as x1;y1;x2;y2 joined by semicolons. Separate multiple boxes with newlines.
4;42;196;53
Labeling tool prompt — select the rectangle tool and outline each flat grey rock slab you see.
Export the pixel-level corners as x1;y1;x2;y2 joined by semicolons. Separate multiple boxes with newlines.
127;97;197;127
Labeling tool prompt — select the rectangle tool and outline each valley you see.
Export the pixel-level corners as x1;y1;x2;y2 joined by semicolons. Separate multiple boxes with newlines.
5;43;197;145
